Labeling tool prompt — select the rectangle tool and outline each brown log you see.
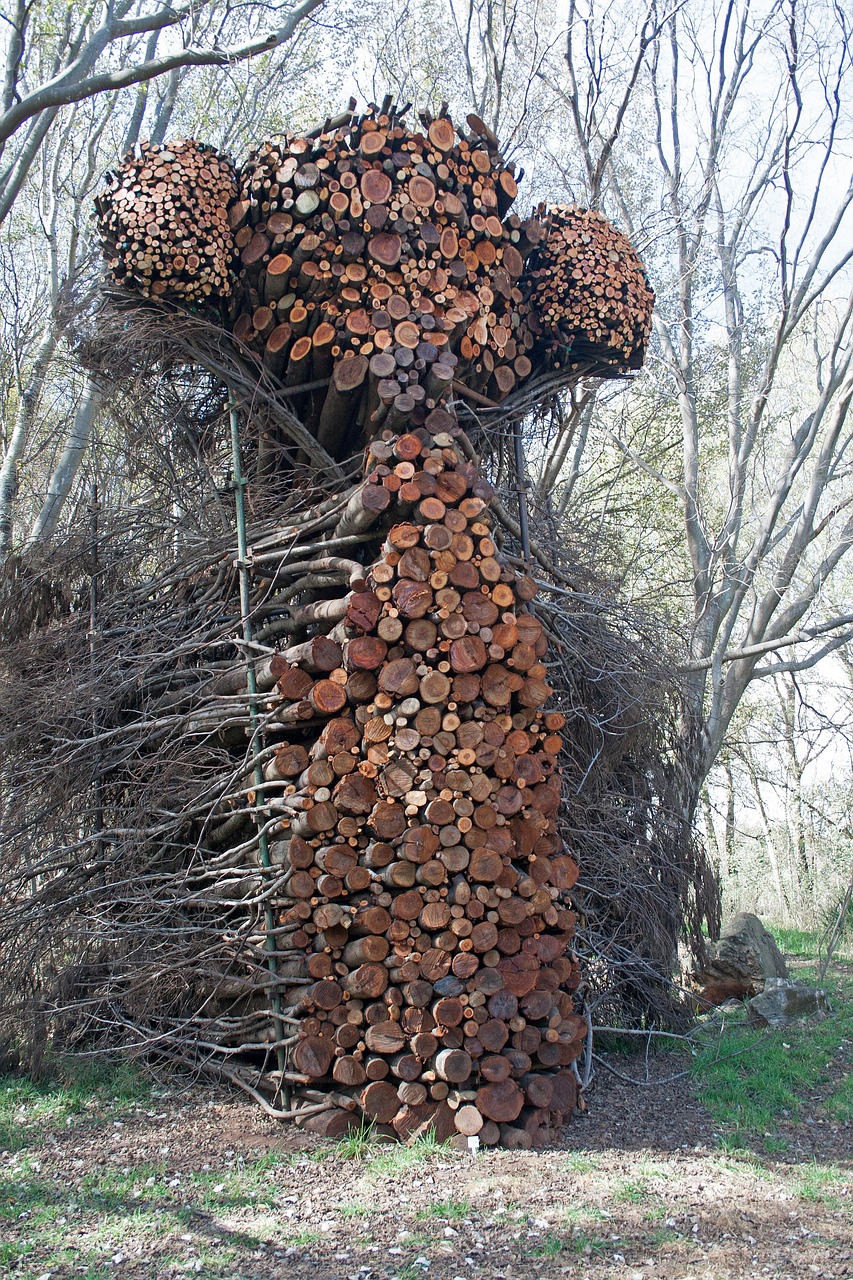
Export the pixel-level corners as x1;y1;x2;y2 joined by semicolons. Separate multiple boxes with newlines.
333;1056;368;1086
344;636;388;670
454;1105;484;1136
283;635;342;672
433;1048;472;1082
364;1021;406;1054
361;1080;400;1123
476;1079;524;1122
293;1035;334;1078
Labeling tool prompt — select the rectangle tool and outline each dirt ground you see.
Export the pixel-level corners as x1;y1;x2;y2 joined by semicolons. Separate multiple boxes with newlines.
2;1046;850;1280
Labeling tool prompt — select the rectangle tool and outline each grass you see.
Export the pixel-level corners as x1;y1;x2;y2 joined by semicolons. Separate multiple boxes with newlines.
771;924;853;962
364;1127;452;1174
613;1175;653;1204
331;1114;453;1171
645;1225;679;1246
334;1114;378;1161
689;924;853;1147
0;1152;288;1280
526;1231;565;1258
562;1203;607;1227
416;1197;471;1220
565;1151;598;1173
572;1229;610;1256
790;1160;847;1204
337;1198;371;1218
0;1057;150;1153
0;1075;324;1280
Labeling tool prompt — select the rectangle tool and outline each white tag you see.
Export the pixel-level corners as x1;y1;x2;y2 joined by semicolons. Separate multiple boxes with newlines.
467;1135;480;1156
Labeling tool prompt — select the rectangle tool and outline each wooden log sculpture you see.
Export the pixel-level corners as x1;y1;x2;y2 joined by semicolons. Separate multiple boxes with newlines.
92;100;654;1147
95;104;655;443
524;204;655;371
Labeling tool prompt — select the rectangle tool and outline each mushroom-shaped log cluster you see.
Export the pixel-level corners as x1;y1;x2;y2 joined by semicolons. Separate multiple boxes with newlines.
95;107;657;446
524;204;654;369
228;105;542;444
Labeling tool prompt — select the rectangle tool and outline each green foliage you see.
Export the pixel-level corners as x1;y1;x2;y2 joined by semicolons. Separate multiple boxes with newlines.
366;1127;452;1175
564;1151;598;1173
790;1161;847;1204
334;1115;378;1162
337;1199;371;1218
527;1231;565;1258
613;1176;652;1204
571;1230;609;1256
824;1071;853;1124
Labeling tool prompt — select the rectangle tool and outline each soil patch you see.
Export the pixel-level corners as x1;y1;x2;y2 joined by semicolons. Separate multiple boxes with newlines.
2;1044;850;1280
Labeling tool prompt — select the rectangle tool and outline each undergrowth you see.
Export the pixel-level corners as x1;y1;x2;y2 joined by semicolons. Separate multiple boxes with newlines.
690;924;852;1149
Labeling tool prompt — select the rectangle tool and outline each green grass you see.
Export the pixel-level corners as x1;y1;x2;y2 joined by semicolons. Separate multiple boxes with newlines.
337;1199;371;1218
562;1203;607;1227
762;1134;790;1154
572;1229;609;1256
416;1197;472;1220
825;1078;853;1122
690;927;852;1146
771;923;853;962
365;1127;452;1174
335;1114;378;1161
0;1058;150;1152
564;1151;598;1173
613;1176;652;1204
645;1226;679;1246
395;1264;430;1280
526;1231;565;1258
790;1160;847;1204
0;1152;285;1280
771;925;822;958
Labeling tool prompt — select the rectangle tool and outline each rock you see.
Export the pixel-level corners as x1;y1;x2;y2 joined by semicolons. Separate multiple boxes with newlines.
692;912;787;1006
747;979;830;1028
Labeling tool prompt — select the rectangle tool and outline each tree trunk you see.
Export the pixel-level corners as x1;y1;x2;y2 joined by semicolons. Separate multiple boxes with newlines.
27;375;102;549
0;330;59;558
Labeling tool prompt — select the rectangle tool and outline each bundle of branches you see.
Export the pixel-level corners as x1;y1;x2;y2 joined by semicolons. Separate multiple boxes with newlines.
0;99;715;1144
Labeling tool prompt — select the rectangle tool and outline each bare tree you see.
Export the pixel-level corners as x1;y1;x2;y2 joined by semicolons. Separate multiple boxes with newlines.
0;0;326;224
0;1;334;558
535;0;853;817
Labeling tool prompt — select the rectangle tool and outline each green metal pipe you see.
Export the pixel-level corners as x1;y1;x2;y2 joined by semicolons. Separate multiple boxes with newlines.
229;402;290;1106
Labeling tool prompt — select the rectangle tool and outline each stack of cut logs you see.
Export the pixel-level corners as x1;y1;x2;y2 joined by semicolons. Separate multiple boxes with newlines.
260;412;585;1149
96;139;237;301
95;105;656;456
524;204;654;369
92;102;662;1146
227;105;543;450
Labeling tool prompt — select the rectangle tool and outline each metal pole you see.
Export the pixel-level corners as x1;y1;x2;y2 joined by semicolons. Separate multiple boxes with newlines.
89;481;104;865
229;402;289;1102
513;418;532;565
